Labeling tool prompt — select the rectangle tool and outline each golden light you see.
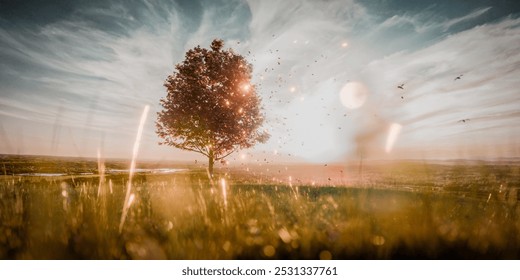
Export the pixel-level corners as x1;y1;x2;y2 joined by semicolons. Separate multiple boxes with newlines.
289;86;296;93
238;108;243;114
339;81;368;109
242;84;251;91
225;100;230;106
341;42;348;48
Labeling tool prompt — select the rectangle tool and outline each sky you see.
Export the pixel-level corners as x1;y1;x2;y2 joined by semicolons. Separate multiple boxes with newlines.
0;0;519;164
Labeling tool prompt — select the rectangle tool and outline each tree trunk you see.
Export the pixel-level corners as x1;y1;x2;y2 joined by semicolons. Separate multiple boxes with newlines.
208;149;214;177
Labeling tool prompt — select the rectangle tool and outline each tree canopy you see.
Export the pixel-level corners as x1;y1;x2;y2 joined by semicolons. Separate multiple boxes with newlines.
156;39;269;174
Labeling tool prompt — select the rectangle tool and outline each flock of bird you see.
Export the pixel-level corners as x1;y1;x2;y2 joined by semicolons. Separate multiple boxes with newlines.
238;38;343;163
227;38;471;166
396;73;468;123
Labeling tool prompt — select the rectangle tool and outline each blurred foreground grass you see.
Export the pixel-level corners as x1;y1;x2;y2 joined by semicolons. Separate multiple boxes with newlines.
0;159;519;259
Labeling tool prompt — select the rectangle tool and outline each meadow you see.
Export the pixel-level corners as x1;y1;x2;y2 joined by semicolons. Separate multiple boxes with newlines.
0;155;519;259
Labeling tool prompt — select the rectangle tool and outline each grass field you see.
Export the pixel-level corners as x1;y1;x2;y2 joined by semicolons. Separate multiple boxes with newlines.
0;155;519;259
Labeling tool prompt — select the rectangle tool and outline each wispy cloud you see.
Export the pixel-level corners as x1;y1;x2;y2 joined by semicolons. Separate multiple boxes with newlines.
359;18;520;158
441;7;492;30
0;0;518;161
0;2;185;157
375;6;492;35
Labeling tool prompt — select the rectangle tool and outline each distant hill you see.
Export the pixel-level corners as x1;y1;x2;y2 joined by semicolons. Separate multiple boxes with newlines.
0;154;197;175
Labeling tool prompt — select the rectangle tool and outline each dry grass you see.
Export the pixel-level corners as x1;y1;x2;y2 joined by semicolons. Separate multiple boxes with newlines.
0;160;519;259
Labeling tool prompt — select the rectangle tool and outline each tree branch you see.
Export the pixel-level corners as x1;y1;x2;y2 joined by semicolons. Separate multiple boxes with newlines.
215;148;237;161
176;145;209;157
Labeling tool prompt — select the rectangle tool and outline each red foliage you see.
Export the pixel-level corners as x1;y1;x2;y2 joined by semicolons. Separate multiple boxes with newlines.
156;39;269;173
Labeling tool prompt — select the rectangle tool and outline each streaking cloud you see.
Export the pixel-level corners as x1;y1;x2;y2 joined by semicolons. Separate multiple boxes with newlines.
0;0;519;162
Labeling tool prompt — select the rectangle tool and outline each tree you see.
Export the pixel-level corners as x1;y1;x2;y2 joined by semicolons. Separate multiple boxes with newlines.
156;39;269;176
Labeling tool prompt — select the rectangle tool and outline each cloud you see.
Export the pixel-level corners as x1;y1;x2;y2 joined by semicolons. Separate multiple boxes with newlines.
441;7;492;30
0;2;187;157
0;1;257;159
0;0;518;161
375;6;492;35
359;18;520;158
233;0;373;161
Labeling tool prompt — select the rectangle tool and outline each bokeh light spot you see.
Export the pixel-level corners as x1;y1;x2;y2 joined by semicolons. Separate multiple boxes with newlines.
319;250;332;260
339;82;368;109
263;245;276;257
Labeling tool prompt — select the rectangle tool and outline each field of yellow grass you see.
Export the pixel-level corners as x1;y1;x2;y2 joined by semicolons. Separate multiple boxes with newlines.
1;155;519;259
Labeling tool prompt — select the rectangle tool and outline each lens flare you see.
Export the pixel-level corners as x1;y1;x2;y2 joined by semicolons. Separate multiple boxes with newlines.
221;178;228;208
119;105;149;233
385;123;402;153
339;82;368;109
128;193;135;206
